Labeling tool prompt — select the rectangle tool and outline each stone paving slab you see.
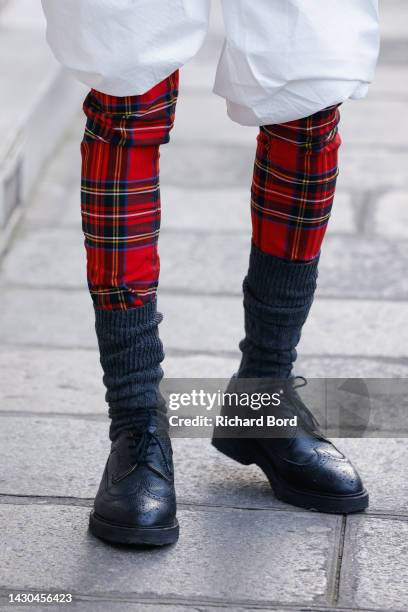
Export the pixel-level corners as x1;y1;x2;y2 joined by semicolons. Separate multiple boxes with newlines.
177;437;408;516
161;143;408;193
0;503;340;607
337;150;408;193
160;233;408;300
340;100;408;148
2;348;408;417
25;172;254;233
1;288;407;361
181;56;219;92
162;188;355;234
4;227;408;299
21;132;82;230
162;186;252;232
0;347;105;415
379;38;408;67
22;130;360;235
316;236;408;299
24;181;81;231
296;357;408;379
173;95;408;149
0;288;97;349
161;296;408;360
0;414;406;515
0;1;84;251
336;438;408;515
0;604;215;612
0;349;239;416
1;226;87;289
339;515;408;611
173;93;256;146
0;2;58;157
0;416;109;498
160;142;255;188
25;117;386;197
370;66;408;98
0;603;292;612
380;0;408;39
374;190;408;239
0;414;285;508
0;595;286;612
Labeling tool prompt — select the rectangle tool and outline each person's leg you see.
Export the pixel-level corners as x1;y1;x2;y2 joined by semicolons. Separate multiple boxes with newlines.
40;0;213;544
238;105;340;379
216;0;378;379
213;0;378;515
82;72;178;437
81;72;181;544
213;105;369;514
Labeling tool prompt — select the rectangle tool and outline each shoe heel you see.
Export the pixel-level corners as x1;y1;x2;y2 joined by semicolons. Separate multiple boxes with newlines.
211;437;255;465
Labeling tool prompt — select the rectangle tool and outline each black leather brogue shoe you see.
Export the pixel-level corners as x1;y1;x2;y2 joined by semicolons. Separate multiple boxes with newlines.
212;376;369;514
90;422;179;545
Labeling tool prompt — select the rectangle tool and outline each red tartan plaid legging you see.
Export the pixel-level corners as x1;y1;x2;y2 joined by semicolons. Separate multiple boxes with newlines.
81;70;341;310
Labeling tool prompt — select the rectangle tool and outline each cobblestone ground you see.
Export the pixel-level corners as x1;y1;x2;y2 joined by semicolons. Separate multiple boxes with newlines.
1;2;408;610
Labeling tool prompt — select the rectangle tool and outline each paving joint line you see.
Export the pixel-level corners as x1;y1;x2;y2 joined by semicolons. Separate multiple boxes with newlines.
0;494;407;521
0;587;389;612
4;282;408;303
332;515;347;606
0;410;107;421
1;341;408;366
355;189;388;236
0;493;307;515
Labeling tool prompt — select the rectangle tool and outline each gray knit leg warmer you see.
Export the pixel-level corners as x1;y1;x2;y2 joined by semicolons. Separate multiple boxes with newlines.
94;301;166;440
238;243;319;380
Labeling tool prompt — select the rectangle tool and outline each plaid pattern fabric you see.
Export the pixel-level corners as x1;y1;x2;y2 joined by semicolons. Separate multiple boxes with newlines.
81;71;179;309
251;105;341;261
81;73;339;310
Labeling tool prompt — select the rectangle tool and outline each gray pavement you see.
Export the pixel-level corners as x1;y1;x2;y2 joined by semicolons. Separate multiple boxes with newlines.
1;2;408;610
0;0;84;252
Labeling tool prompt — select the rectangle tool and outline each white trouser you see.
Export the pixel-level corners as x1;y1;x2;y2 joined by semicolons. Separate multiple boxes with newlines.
41;0;380;125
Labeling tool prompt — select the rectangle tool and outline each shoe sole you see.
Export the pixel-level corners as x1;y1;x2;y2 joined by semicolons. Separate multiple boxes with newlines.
212;437;369;514
89;511;179;546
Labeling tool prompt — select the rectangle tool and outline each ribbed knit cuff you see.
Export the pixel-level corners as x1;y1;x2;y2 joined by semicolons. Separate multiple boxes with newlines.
246;242;320;304
94;300;161;329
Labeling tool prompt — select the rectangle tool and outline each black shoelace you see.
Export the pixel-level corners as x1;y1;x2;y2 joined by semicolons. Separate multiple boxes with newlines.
281;376;324;438
126;426;172;478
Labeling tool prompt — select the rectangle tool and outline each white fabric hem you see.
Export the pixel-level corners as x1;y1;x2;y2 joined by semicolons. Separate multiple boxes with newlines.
216;81;372;127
